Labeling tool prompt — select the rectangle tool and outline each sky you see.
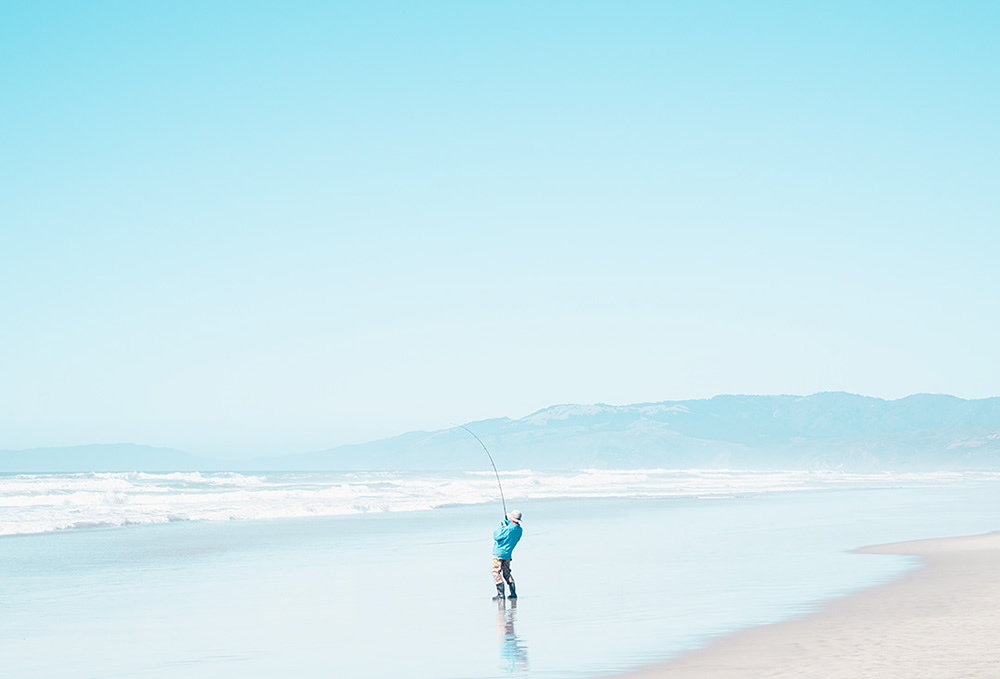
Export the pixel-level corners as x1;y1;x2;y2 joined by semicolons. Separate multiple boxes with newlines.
2;2;998;457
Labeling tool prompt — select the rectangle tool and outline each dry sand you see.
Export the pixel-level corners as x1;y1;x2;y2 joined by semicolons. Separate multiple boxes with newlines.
619;530;1000;679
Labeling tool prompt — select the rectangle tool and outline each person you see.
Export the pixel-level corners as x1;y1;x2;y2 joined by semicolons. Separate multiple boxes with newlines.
491;510;523;600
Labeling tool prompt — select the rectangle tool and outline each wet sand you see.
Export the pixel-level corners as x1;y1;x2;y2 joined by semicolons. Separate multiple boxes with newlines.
618;530;1000;679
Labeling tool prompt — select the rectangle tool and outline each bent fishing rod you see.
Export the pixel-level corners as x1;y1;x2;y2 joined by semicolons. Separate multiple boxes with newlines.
457;424;508;521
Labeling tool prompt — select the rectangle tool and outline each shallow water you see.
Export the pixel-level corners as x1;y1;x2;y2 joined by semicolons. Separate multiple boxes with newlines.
1;474;998;678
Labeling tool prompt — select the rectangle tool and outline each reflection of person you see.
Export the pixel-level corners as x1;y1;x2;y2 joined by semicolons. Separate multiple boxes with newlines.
496;598;529;673
491;510;523;600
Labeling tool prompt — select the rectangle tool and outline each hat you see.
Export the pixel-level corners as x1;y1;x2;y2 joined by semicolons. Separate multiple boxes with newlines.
508;510;522;523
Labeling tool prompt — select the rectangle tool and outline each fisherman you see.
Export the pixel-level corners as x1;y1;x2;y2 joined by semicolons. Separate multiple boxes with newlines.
491;510;523;600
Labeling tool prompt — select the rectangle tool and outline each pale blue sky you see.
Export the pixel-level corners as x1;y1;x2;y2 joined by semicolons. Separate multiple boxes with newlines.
2;2;997;456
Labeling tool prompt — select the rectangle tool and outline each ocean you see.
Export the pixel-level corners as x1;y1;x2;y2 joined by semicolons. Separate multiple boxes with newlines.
2;469;999;678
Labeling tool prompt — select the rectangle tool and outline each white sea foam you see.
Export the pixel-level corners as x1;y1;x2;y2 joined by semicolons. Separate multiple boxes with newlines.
1;469;997;536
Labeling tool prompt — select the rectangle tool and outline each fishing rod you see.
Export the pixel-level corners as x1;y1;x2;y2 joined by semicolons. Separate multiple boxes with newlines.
457;424;508;520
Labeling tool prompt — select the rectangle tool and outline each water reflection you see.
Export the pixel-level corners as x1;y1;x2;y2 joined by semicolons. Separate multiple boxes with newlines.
496;598;529;673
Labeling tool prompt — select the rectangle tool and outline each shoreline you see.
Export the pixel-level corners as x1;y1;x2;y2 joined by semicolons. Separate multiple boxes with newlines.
616;530;1000;678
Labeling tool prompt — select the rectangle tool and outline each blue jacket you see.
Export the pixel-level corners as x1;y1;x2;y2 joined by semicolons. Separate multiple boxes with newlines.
493;520;523;559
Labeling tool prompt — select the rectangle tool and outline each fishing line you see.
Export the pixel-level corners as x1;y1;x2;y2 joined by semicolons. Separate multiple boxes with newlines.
457;424;508;519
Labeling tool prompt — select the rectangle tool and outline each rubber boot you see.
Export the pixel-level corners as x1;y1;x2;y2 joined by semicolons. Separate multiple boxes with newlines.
507;582;517;599
492;583;505;600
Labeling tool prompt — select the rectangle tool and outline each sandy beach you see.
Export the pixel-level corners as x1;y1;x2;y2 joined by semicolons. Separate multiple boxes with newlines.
619;530;1000;679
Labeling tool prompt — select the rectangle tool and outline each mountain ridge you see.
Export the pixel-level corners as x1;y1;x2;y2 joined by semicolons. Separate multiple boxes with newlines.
3;392;999;472
271;392;1000;471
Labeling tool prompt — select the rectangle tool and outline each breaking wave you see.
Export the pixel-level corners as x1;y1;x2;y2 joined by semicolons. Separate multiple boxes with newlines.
2;469;997;536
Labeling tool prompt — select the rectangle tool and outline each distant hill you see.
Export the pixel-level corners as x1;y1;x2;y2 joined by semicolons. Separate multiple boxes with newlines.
269;393;1000;471
4;393;999;473
0;443;217;473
